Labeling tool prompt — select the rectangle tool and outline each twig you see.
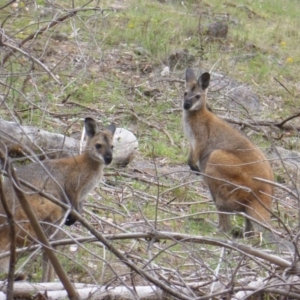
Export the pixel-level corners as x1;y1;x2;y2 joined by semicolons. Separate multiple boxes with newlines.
274;77;293;95
64;101;101;113
2;12;78;66
275;111;300;128
223;114;300;131
8;166;79;299
210;247;224;294
0;0;16;11
83;208;128;233
1;39;61;85
0;230;294;271
253;177;298;200
168;108;300;131
0;150;16;299
106;171;169;187
130;110;174;146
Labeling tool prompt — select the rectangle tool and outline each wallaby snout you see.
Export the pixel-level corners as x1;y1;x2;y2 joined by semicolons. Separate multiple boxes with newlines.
183;99;193;110
182;68;274;235
104;151;113;165
103;123;116;165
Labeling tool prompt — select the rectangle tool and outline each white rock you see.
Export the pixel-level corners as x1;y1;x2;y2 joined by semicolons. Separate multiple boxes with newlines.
112;128;138;167
161;66;170;77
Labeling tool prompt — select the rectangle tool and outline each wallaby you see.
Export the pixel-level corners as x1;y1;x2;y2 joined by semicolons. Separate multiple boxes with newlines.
183;68;274;235
0;117;116;278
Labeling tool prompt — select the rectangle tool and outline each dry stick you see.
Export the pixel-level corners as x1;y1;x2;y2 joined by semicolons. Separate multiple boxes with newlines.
210;247;224;294
130;110;174;146
197;286;300;300
73;218;192;299
0;0;16;11
1;175;295;289
106;171;169;187
1;12;77;66
2;5;104;65
253;178;298;218
171;108;300;131
1;39;61;85
276;111;300;128
0;155;16;300
0;84;74;125
0;172;191;299
0;230;293;272
152;146;160;231
8;169;79;300
274;77;293;96
223;112;300;131
3;171;295;270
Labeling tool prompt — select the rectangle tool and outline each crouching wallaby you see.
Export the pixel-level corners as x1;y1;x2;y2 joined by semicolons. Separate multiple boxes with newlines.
183;68;274;235
0;117;116;278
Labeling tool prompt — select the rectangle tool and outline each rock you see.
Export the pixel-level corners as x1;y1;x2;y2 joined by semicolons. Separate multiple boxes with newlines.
167;49;195;70
161;66;170;77
112;128;138;168
51;32;69;42
195;70;261;113
206;21;228;38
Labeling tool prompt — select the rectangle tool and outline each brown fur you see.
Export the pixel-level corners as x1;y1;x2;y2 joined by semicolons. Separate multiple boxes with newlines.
183;68;274;233
0;117;115;277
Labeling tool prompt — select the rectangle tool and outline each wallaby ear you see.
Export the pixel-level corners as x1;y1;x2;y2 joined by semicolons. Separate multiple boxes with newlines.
185;68;196;84
198;72;210;90
106;123;116;135
85;117;98;138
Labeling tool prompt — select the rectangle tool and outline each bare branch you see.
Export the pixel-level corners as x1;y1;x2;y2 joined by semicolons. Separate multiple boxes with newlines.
1;38;61;85
0;0;16;12
130;110;175;146
0;149;16;300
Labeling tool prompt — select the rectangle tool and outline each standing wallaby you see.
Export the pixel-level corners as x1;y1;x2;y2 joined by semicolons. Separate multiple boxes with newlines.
183;68;274;234
0;117;116;278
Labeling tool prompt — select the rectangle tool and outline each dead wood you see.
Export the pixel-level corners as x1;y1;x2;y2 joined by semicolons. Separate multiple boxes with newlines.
129;110;174;145
170;108;300;131
0;119;79;159
223;111;300;131
0;152;16;299
0;119;138;167
0;281;163;300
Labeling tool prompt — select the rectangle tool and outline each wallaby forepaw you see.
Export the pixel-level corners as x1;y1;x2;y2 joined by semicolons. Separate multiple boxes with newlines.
230;227;244;239
189;165;200;174
14;272;27;281
65;213;77;226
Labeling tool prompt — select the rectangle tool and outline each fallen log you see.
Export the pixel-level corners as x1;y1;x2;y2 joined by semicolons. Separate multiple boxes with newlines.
0;119;138;167
0;281;162;300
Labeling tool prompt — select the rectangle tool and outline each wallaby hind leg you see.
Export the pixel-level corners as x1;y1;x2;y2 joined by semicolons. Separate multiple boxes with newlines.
244;218;254;233
0;231;26;281
245;198;271;232
41;251;54;282
0;254;10;279
218;213;231;233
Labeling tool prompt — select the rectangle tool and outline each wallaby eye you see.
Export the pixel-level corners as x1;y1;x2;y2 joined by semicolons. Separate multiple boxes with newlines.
111;146;114;150
184;92;187;97
195;95;200;100
95;143;102;150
